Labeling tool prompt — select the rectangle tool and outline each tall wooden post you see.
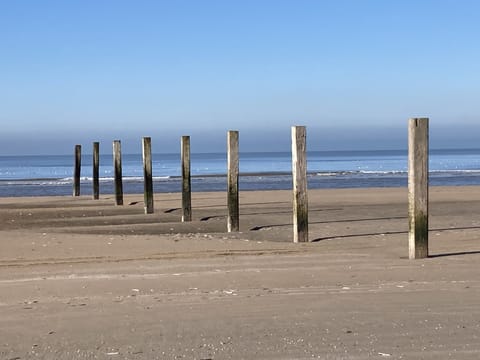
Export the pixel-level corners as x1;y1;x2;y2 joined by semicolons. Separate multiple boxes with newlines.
92;142;100;200
181;136;192;222
73;144;81;197
227;130;239;232
408;118;429;259
113;140;123;206
142;137;154;214
292;126;308;243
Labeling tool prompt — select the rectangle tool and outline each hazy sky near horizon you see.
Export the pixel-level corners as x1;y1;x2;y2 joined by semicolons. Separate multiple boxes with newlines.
1;0;480;154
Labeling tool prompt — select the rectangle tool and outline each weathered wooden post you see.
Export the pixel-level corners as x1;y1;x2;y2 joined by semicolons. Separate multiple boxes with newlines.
142;137;154;214
227;130;239;232
408;118;429;259
113;140;123;206
73;144;81;197
92;142;100;200
181;136;192;222
291;126;308;243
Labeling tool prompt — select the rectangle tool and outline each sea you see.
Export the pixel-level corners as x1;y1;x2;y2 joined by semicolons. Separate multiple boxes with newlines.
0;149;480;197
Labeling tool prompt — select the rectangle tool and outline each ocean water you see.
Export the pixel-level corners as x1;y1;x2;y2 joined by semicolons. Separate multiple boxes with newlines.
0;149;479;197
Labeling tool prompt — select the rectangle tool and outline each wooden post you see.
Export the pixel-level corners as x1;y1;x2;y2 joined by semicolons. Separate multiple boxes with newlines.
408;118;429;259
292;126;308;243
113;140;123;206
227;130;239;232
92;142;100;200
142;137;154;214
181;136;192;222
73;144;81;197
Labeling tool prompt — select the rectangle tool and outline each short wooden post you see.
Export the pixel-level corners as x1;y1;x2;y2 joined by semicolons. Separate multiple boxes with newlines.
73;144;81;197
113;140;123;206
408;118;429;259
92;142;100;200
292;126;308;243
181;136;192;222
142;137;154;214
227;130;239;232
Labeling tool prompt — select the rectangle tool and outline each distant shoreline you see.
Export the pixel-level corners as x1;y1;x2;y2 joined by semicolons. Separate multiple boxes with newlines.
3;147;480;158
1;148;479;196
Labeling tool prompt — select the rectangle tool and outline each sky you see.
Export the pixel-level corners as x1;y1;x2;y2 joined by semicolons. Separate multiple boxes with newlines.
1;0;480;154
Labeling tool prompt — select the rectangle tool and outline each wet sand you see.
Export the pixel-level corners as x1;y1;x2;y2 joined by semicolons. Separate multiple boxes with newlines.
1;187;480;359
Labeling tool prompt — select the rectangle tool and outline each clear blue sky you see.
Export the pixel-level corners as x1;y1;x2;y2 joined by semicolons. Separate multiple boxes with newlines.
1;0;479;154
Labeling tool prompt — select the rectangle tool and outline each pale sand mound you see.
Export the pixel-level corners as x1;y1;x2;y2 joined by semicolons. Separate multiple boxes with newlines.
1;187;480;359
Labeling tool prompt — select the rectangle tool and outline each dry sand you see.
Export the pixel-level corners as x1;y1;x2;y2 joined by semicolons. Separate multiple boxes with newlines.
1;187;480;359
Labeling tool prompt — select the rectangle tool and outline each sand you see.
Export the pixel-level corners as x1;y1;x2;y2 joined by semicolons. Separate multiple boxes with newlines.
1;187;480;359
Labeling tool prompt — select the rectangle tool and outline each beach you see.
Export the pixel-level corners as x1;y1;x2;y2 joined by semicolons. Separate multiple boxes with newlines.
1;186;480;359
